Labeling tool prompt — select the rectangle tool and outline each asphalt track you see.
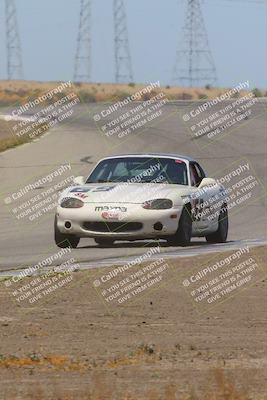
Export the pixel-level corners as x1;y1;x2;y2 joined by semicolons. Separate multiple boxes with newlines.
0;101;267;272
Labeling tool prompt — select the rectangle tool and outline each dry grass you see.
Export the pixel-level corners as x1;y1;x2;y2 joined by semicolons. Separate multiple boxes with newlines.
0;80;250;106
0;132;30;152
0;345;159;372
5;369;255;400
0;350;259;399
0;118;49;152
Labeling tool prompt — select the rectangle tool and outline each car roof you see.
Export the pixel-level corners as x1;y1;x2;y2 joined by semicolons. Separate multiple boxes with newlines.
102;153;195;162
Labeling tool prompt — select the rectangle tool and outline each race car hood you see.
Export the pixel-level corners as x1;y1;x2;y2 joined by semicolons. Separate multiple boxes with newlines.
59;182;192;206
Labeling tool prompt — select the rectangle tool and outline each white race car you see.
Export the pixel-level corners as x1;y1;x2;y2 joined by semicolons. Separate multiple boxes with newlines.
54;154;228;248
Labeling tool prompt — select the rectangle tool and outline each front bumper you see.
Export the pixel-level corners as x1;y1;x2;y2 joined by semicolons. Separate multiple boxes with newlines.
56;204;183;239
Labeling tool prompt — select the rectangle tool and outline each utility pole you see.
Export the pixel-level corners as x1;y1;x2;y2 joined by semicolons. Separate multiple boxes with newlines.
113;0;133;83
74;0;92;82
5;0;24;80
173;0;217;87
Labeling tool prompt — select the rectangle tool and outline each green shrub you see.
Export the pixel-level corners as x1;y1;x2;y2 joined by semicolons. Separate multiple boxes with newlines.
177;92;193;100
231;91;240;98
17;89;29;97
252;88;262;98
198;93;208;100
78;90;96;103
141;90;157;101
113;90;131;101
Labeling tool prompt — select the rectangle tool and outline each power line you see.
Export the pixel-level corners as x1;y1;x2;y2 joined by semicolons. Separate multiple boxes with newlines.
180;0;267;5
113;0;134;83
173;0;218;87
5;0;24;80
74;0;92;83
219;0;267;4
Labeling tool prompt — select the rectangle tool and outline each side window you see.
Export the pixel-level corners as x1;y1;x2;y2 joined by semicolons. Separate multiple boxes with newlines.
190;164;197;186
190;163;203;187
195;163;206;180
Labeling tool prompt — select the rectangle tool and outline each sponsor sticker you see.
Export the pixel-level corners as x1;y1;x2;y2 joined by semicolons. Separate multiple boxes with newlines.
101;211;120;221
73;193;87;199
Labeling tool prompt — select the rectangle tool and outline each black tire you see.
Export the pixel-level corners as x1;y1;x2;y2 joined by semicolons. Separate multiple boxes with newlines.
206;204;228;243
94;238;115;247
54;216;80;248
167;205;192;247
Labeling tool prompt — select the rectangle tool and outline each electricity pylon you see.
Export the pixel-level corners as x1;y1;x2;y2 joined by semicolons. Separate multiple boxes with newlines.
5;0;24;80
74;0;92;82
173;0;217;87
113;0;134;83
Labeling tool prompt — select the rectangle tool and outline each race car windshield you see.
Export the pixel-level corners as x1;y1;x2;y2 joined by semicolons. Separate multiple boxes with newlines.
86;157;188;185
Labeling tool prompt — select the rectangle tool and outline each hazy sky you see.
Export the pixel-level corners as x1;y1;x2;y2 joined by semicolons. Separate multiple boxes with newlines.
0;0;266;89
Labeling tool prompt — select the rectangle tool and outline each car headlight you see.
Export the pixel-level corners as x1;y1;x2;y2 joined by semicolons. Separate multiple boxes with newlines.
142;198;173;210
60;197;84;208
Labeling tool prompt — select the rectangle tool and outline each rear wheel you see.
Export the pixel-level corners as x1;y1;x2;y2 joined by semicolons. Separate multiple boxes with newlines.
54;216;80;248
206;204;228;243
167;205;192;247
94;238;115;247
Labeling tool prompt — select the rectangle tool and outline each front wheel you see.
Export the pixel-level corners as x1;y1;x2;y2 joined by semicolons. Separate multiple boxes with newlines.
54;217;80;248
206;204;228;243
166;205;192;247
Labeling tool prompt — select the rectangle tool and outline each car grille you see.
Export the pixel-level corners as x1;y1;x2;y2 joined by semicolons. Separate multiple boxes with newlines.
83;221;143;233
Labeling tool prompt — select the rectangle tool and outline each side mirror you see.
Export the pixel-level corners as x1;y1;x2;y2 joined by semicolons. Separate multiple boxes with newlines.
198;177;217;189
73;176;85;186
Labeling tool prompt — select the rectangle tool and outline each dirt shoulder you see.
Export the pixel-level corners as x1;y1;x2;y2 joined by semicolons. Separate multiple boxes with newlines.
0;246;267;399
0;119;49;153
